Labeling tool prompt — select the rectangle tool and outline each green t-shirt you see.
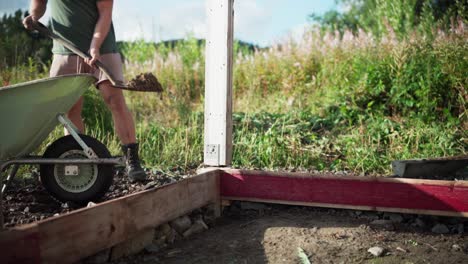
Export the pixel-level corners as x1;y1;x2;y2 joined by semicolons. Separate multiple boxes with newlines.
49;0;118;55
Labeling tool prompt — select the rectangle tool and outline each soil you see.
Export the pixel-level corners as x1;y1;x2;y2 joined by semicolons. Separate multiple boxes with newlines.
128;73;163;93
3;169;468;263
115;205;468;264
1;168;189;228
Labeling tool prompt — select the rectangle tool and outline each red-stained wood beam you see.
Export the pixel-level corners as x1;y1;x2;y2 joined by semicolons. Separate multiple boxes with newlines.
220;169;468;217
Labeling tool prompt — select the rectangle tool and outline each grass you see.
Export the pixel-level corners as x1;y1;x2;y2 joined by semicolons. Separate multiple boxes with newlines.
2;22;467;176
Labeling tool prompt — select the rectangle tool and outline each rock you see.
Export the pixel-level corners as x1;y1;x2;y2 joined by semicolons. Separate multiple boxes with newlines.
182;219;209;237
110;228;155;260
142;255;160;263
368;246;385;257
157;224;177;244
431;224;449;234
452;244;462;251
457;224;464;234
388;213;404;223
82;248;110;264
53;213;59;217
203;212;217;225
143;181;159;190
359;212;379;221
170;216;192;234
190;212;204;222
396;247;407;253
370;219;395;230
413;218;426;228
359;224;370;230
240;202;267;211
144;243;161;253
23;207;29;213
160;223;173;235
166;249;182;257
370;219;393;225
87;202;96;208
153;236;167;247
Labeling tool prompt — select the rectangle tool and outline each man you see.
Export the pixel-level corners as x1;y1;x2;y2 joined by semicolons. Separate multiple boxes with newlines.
23;0;147;182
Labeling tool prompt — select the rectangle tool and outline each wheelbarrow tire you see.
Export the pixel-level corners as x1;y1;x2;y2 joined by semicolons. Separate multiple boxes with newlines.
40;135;114;204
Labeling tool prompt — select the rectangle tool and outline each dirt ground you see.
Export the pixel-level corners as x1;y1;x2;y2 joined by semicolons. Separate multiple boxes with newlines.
115;204;468;264
2;168;187;227
3;169;468;263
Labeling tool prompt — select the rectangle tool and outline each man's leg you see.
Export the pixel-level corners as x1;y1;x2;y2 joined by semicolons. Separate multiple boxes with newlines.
67;97;85;133
98;81;136;144
98;81;146;182
50;55;91;134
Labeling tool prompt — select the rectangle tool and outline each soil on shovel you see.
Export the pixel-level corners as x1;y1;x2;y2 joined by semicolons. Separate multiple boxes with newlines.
117;205;468;264
128;73;163;93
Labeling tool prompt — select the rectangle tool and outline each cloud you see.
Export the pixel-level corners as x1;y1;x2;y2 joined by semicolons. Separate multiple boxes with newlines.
234;0;272;44
113;1;206;42
286;22;312;43
113;0;272;44
0;0;29;14
0;0;272;45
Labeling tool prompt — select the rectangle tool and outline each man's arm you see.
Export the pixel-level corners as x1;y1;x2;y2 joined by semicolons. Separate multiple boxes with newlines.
23;0;47;29
86;0;114;66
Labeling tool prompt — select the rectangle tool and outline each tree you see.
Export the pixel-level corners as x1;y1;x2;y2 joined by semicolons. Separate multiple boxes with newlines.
309;0;467;37
0;10;52;71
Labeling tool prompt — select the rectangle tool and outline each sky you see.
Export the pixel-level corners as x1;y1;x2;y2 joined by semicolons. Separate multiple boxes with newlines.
0;0;337;47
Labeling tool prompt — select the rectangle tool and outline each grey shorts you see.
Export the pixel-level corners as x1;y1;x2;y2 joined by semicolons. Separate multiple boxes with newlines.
50;53;124;86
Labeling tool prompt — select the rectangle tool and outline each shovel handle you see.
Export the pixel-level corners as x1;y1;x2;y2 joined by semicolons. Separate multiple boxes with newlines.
31;22;120;86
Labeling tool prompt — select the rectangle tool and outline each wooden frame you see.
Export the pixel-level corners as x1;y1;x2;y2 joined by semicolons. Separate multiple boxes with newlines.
2;169;468;263
0;170;220;263
220;169;468;217
204;0;234;166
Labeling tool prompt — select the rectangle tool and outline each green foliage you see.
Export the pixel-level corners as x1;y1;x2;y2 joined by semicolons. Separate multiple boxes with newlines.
317;36;467;124
2;4;467;175
82;88;114;135
119;40;156;64
310;0;468;38
0;10;52;70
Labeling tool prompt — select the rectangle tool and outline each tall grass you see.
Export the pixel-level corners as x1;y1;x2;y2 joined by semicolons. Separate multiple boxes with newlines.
3;18;467;175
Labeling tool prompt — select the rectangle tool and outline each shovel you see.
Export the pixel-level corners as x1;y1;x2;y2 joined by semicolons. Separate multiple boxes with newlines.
31;21;163;93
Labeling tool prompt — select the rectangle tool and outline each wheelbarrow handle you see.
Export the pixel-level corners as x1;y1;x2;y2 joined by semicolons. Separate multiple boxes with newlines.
30;21;120;86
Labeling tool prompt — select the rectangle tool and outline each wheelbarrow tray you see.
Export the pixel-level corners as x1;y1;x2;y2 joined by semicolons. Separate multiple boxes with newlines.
0;74;96;161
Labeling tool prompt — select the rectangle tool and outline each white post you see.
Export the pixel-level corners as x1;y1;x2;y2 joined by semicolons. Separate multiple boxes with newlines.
204;0;234;166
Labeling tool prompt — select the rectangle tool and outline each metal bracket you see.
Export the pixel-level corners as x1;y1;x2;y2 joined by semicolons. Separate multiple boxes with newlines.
57;114;98;159
205;144;220;166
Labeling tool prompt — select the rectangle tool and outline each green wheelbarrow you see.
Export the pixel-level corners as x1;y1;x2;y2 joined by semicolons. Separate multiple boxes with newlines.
0;74;124;226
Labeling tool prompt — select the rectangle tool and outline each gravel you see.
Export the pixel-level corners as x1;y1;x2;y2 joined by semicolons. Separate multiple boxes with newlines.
2;168;192;228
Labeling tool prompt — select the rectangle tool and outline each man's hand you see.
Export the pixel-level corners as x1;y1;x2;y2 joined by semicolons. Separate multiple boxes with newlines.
87;0;113;67
86;47;100;67
23;0;47;30
23;14;38;30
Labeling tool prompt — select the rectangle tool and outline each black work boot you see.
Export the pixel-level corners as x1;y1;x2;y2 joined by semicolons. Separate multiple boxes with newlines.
121;143;147;182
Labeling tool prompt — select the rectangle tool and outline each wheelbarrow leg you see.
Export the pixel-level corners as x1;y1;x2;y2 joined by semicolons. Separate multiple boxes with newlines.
1;190;3;229
1;164;19;230
2;164;20;193
57;114;98;158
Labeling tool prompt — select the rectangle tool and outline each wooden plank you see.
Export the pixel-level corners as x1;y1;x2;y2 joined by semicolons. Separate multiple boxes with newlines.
0;170;219;263
392;156;468;178
0;225;41;264
204;0;234;166
221;169;468;217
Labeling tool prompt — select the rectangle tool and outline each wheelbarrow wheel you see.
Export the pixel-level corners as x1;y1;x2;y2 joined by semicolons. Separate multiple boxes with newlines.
40;135;114;204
